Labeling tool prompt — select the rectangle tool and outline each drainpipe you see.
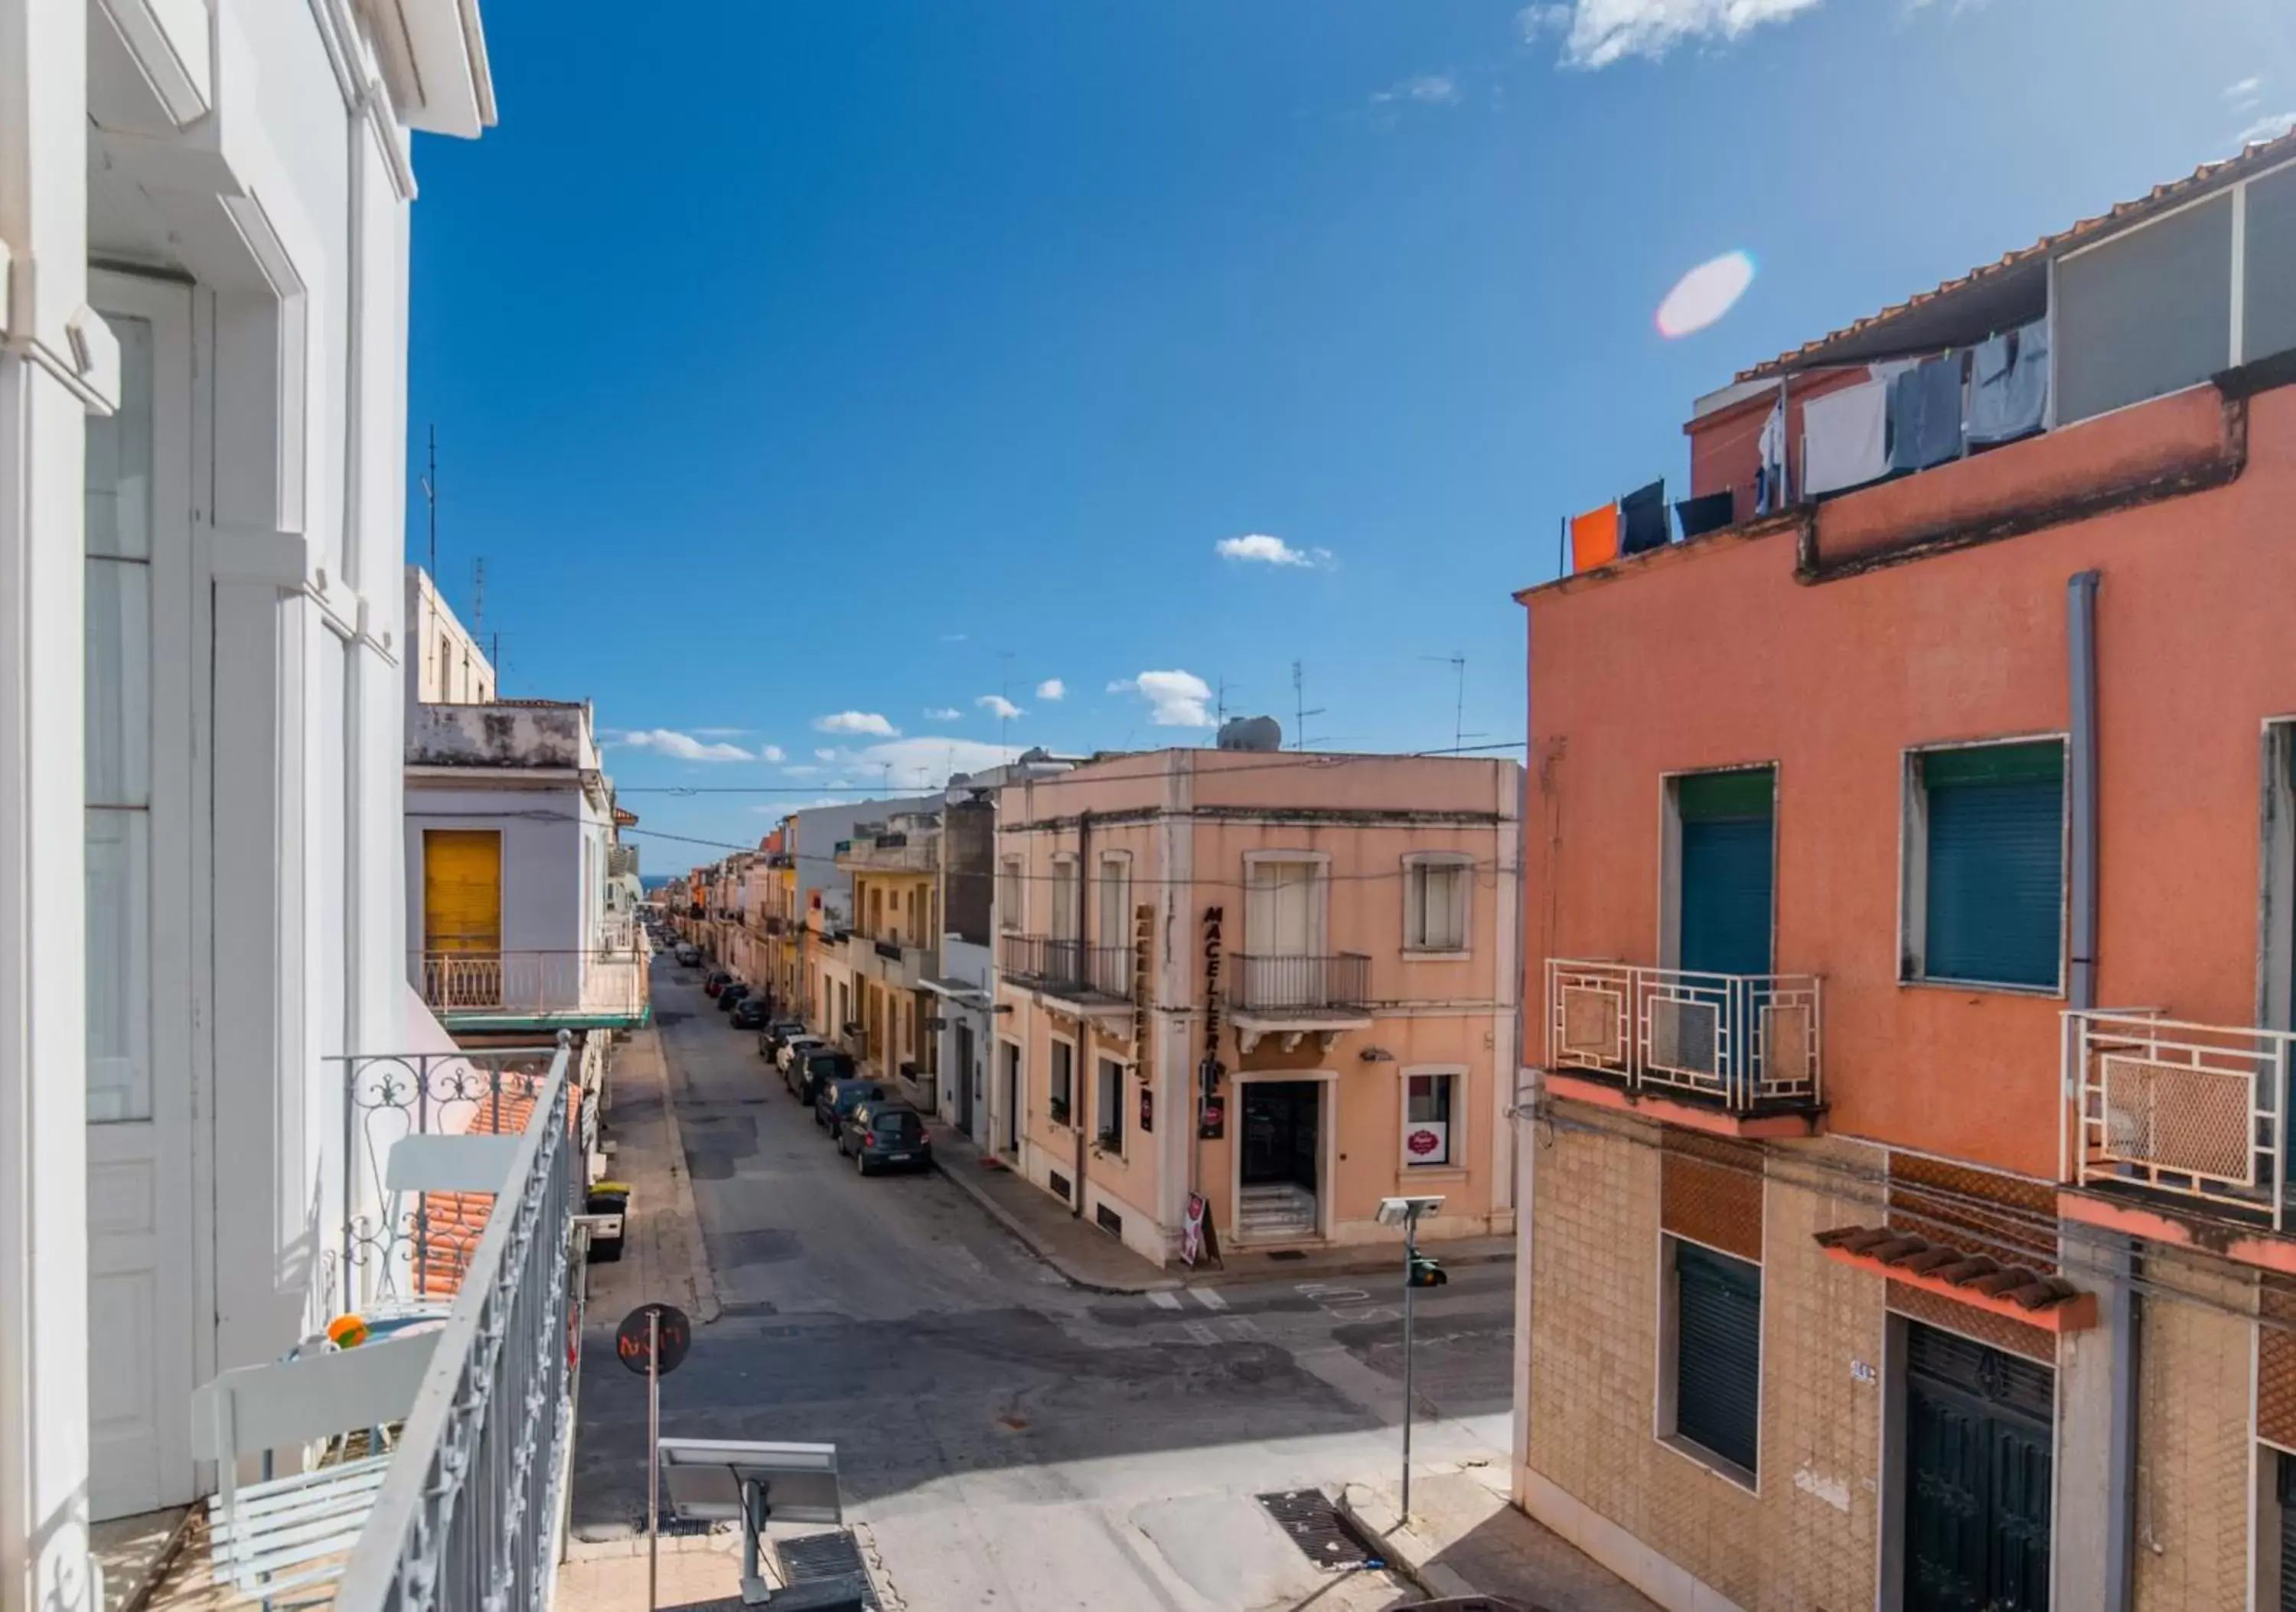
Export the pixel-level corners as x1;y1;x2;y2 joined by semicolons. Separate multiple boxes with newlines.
1073;811;1091;1218
2069;569;2135;1612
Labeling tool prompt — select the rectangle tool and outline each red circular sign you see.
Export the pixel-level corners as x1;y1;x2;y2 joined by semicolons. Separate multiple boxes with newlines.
1405;1128;1442;1157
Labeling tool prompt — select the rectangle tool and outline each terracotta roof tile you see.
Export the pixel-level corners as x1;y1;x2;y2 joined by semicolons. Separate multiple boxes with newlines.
1815;1224;2089;1317
1737;129;2296;383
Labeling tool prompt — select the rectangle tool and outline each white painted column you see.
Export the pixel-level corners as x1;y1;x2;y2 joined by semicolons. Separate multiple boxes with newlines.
0;0;97;1601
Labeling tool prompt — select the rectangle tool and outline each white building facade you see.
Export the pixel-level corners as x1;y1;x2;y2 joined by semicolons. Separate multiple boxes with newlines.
0;0;492;1602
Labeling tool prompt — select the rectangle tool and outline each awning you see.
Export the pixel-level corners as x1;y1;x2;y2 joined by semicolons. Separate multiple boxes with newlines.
1814;1225;2096;1333
918;977;991;1010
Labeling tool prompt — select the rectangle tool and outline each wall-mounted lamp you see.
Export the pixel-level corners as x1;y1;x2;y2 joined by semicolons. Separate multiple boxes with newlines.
1358;1046;1395;1063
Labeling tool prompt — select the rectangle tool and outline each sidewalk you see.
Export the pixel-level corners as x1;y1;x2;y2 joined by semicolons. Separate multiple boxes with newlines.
1334;1468;1659;1612
588;1020;721;1326
928;1122;1515;1294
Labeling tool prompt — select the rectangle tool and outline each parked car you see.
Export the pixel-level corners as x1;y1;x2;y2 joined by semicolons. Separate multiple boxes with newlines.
730;995;771;1030
674;943;701;965
814;1075;887;1134
776;1034;827;1076
716;981;750;1013
704;970;732;996
791;1049;857;1106
759;1020;807;1060
843;1102;931;1175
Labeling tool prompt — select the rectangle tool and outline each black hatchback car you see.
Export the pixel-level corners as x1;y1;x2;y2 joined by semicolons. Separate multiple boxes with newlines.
841;1102;931;1175
791;1048;857;1105
814;1075;886;1134
730;994;771;1030
716;981;749;1013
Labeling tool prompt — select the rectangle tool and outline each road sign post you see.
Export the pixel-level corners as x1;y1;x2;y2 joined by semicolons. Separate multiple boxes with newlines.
618;1303;693;1610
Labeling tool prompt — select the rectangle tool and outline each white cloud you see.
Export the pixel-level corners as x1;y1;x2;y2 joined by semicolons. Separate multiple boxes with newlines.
758;744;786;763
2225;76;2264;106
1035;678;1066;701
939;632;968;643
977;694;1025;720
1107;670;1215;728
613;728;755;762
690;726;748;739
2235;109;2296;147
813;710;899;737
1371;72;1462;106
1523;0;1825;69
923;706;964;722
814;747;840;762
781;764;821;778
1215;533;1333;569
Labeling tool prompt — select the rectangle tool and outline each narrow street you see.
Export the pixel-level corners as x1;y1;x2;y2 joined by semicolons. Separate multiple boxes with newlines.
571;958;1517;1611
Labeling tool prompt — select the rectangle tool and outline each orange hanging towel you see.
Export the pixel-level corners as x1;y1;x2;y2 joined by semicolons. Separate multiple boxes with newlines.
1570;502;1620;573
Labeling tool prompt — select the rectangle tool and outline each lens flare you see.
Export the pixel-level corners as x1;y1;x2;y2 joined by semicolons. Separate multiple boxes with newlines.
1655;250;1756;338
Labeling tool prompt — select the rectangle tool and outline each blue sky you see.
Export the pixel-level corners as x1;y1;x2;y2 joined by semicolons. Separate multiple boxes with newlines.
405;0;2296;872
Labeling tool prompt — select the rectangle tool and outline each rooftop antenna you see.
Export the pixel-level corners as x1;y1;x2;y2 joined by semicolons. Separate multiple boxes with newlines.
422;425;438;579
1291;660;1326;752
471;556;486;638
1419;654;1485;753
1215;674;1240;728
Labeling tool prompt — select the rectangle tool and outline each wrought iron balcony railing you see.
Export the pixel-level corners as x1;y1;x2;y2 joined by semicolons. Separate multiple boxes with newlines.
1000;933;1130;1000
332;1036;583;1610
1547;958;1822;1114
415;948;649;1022
1229;952;1372;1013
2066;1008;2296;1229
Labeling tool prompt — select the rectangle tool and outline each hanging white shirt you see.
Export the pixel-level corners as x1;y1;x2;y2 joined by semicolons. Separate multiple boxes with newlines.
1800;377;1890;497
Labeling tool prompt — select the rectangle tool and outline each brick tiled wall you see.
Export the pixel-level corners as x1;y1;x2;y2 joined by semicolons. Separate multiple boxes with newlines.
2134;1261;2256;1612
1526;1118;1887;1610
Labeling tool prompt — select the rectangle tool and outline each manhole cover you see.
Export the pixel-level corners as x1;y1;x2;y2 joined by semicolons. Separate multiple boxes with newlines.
1257;1490;1383;1570
776;1530;879;1609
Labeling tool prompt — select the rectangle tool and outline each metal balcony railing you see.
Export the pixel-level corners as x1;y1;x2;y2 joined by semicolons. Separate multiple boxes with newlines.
1000;934;1130;999
1547;959;1822;1114
333;1036;582;1611
1229;953;1372;1013
415;949;649;1021
2066;1008;2296;1229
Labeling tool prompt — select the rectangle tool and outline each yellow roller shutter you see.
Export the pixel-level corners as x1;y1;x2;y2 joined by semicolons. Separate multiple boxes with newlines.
423;830;501;954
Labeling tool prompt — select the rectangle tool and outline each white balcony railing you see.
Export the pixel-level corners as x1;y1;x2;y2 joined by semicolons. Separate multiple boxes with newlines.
333;1037;582;1610
416;948;648;1021
1548;958;1822;1114
2066;1008;2296;1229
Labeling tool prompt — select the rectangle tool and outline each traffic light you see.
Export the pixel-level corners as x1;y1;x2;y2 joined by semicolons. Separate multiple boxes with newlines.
1407;1251;1447;1287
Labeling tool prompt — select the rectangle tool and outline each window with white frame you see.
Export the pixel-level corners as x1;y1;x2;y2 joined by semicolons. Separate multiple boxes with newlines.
1049;1038;1075;1124
1404;854;1470;952
1097;854;1130;951
998;856;1022;931
1095;1057;1125;1154
1051;857;1079;941
1402;1072;1456;1167
1662;1236;1762;1483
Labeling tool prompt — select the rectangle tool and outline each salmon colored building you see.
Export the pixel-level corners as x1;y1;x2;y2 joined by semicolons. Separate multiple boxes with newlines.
993;743;1521;1264
1515;135;2296;1612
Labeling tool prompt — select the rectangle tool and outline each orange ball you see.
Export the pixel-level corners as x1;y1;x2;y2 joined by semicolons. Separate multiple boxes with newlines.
326;1313;370;1349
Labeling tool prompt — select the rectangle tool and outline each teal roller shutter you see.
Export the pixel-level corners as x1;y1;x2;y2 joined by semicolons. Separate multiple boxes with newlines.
1674;1239;1761;1473
2278;1454;2296;1612
1678;769;1774;979
1922;742;2065;989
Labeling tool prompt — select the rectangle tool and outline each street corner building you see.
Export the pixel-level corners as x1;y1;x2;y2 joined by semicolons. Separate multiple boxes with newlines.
989;741;1523;1266
0;0;608;1608
1510;133;2296;1611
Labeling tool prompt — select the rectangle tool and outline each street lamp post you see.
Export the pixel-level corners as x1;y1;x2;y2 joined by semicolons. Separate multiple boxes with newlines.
1378;1194;1447;1521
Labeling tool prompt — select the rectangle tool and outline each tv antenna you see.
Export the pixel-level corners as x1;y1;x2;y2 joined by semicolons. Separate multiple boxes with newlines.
471;556;486;637
421;426;439;579
1419;654;1485;754
1291;661;1326;752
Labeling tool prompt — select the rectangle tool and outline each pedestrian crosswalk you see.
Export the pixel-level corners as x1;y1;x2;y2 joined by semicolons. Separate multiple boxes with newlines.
1146;1286;1233;1313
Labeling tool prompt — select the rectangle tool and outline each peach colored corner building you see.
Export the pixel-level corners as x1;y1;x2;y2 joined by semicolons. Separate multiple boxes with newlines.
990;746;1521;1266
1515;136;2296;1612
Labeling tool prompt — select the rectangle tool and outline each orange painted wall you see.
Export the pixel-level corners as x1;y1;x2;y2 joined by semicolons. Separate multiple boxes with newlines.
1526;383;2296;1180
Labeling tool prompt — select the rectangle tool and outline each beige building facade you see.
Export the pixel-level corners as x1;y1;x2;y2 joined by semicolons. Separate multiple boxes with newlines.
994;747;1520;1265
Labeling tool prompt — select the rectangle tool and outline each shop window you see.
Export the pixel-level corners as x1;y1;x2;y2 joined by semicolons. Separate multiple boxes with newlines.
1403;1072;1456;1167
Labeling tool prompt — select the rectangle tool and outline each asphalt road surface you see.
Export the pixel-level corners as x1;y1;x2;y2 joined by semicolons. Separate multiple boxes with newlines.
571;961;1515;1611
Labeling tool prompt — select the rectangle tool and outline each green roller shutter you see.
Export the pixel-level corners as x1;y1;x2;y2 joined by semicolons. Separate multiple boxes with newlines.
1677;769;1774;979
2279;1454;2296;1612
1673;1238;1761;1474
1921;742;2064;989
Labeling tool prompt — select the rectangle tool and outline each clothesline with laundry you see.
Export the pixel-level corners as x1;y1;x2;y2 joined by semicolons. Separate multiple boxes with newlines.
1560;314;2051;578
